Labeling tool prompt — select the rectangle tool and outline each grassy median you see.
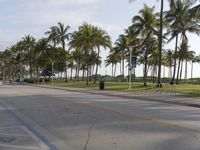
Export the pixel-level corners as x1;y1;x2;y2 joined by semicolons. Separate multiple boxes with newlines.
46;80;200;97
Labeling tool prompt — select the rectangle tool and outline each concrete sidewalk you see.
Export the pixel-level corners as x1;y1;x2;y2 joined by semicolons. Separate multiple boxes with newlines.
29;84;200;108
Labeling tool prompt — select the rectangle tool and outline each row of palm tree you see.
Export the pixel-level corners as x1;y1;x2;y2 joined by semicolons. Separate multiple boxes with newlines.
105;0;199;86
0;0;199;86
0;22;111;85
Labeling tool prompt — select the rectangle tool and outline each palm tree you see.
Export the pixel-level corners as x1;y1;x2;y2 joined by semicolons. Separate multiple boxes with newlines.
45;26;59;48
105;52;119;79
191;54;199;81
115;34;128;77
130;0;200;86
164;49;174;78
34;38;50;77
46;22;70;81
175;40;195;83
69;23;97;85
167;0;200;84
130;0;167;87
54;22;70;81
132;5;158;86
22;35;36;78
93;27;111;84
71;47;83;81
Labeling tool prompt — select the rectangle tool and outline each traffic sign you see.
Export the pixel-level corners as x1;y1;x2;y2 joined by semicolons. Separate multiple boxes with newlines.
131;56;137;68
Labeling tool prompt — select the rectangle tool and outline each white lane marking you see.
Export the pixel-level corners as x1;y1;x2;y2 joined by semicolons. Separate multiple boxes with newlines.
0;126;49;150
22;126;49;150
0;133;29;137
74;102;91;104
0;126;22;129
0;107;15;111
0;144;41;150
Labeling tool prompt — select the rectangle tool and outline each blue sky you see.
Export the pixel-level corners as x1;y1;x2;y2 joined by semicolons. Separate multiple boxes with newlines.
0;0;200;77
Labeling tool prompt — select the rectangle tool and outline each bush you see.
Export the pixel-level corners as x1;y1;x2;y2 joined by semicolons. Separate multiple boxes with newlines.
24;78;35;83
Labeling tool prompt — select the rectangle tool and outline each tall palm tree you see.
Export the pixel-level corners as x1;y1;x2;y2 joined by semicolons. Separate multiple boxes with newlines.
115;34;128;77
55;22;70;81
22;35;36;78
69;23;97;85
46;22;70;81
190;54;199;81
130;0;167;87
130;0;199;86
45;26;58;48
105;52;119;79
34;38;49;77
164;49;174;78
93;27;111;84
132;5;158;86
167;0;200;84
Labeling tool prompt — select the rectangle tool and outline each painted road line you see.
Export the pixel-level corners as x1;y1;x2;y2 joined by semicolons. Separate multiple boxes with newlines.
0;107;15;111
0;144;41;150
0;133;29;137
22;126;49;150
0;100;57;150
0;125;21;129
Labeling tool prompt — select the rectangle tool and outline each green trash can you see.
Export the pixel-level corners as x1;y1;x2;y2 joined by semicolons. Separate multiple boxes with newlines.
99;80;105;90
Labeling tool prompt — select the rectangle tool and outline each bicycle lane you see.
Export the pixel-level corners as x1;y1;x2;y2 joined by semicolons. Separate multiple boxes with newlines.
0;99;57;150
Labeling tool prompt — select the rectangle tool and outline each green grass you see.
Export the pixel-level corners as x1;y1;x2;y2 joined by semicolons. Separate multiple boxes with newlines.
175;84;200;97
47;80;200;98
48;80;161;92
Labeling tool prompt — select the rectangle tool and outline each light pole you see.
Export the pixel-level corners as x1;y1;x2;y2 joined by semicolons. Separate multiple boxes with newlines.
52;62;54;85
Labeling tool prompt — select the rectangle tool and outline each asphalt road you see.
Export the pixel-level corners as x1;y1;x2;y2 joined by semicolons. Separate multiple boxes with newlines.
1;85;200;150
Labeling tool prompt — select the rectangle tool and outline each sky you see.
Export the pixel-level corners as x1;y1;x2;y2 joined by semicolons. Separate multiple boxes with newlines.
0;0;200;77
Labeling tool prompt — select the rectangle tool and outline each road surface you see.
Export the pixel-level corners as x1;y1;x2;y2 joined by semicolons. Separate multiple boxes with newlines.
0;85;200;150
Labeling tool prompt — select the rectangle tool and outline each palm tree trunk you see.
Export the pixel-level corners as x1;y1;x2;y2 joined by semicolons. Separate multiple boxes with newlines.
29;60;32;78
65;62;68;82
94;47;100;84
163;66;165;78
157;0;164;87
77;66;80;81
176;59;181;84
191;62;193;83
144;48;148;87
70;67;73;80
120;61;122;75
77;56;81;81
122;51;125;76
112;63;114;81
180;60;183;82
86;65;89;85
185;60;188;82
171;34;179;84
82;69;85;81
114;64;117;77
